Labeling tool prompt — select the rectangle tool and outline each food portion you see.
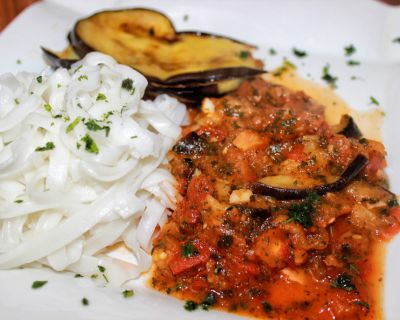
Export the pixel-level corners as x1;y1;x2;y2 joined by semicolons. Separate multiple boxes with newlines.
151;78;400;319
0;52;187;284
42;8;265;104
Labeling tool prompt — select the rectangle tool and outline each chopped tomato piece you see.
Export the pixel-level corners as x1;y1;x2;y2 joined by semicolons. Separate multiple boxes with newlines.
282;144;304;161
168;240;211;275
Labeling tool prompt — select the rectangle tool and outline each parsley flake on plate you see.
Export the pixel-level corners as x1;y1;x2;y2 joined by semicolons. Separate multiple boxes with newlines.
122;289;134;298
32;280;48;289
35;142;55;152
321;64;338;88
344;44;356;56
292;47;307;58
81;134;99;154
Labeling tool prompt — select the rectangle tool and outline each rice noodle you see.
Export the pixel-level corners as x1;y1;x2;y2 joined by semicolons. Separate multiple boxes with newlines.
0;52;187;285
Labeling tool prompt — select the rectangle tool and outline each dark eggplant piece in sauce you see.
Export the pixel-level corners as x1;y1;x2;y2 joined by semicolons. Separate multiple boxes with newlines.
251;154;369;200
334;115;363;138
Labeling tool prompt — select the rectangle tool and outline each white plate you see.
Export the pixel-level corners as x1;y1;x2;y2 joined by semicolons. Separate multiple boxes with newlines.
0;0;399;319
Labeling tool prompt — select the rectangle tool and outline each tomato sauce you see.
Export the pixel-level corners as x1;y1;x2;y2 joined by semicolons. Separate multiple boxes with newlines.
151;78;399;319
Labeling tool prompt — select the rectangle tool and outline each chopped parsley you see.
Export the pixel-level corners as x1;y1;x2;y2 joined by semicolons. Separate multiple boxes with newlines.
32;280;47;289
35;142;55;152
76;143;81;149
292;47;307;58
14;98;20;105
183;14;189;21
388;198;399;208
14;199;23;204
238;51;250;59
347;60;360;66
181;241;199;257
354;301;370;309
331;273;356;292
321;64;338;89
286;193;320;228
130;135;138;139
369;96;380;106
269;48;277;55
74;274;84;278
122;289;134;298
392;37;400;43
184;300;198;311
85;119;110;137
97;265;106;273
80;134;99;154
344;44;356;56
262;301;273;313
78;75;88;81
66;117;81;133
36;76;43;83
43;103;52;112
96;93;107;101
201;292;216;310
273;58;297;77
16;59;22;65
217;235;233;249
81;297;89;306
121;78;134;91
73;65;83;74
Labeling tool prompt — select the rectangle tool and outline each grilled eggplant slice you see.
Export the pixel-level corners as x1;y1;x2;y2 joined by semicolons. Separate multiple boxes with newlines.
69;8;264;83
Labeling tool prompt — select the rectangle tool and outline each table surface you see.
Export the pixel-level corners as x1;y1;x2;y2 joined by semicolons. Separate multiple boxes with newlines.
1;0;400;33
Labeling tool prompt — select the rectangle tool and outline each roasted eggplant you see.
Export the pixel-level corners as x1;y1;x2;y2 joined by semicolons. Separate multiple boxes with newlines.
251;154;369;200
334;114;363;138
42;8;265;104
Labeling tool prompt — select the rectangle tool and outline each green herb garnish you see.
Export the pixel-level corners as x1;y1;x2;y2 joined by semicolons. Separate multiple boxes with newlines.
80;134;99;154
369;96;380;106
217;235;233;249
35;142;55;152
286;193;320;228
81;297;89;306
14;199;23;204
347;60;360;66
269;48;277;55
98;265;106;273
16;59;22;65
183;14;189;21
122;289;134;298
43;103;52;112
66;117;81;133
96;93;107;101
388;198;399;208
273;58;297;77
201;292;216;310
331;273;356;292
14;98;20;105
32;280;48;289
262;301;273;313
238;51;249;59
121;78;133;91
184;300;198;311
292;47;307;58
181;241;199;258
78;75;88;81
36;76;43;83
392;37;400;43
322;64;338;88
344;44;356;56
85;119;110;137
354;301;370;309
74;274;84;278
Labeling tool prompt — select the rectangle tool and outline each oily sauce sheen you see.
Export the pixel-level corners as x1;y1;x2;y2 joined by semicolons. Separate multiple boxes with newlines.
151;78;400;319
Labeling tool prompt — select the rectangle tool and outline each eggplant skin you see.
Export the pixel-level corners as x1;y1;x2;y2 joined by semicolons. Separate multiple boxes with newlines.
337;115;363;139
69;8;265;83
251;154;369;200
41;47;77;69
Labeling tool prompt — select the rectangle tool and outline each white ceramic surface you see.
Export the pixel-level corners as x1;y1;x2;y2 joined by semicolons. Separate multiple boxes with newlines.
0;1;399;319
